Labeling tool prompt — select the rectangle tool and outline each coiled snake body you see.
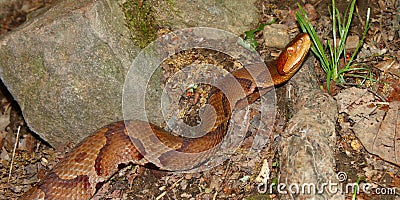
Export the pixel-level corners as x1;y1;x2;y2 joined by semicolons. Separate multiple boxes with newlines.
20;33;311;200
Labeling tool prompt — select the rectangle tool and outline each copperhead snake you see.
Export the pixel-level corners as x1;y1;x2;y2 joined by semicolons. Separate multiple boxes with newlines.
20;33;311;199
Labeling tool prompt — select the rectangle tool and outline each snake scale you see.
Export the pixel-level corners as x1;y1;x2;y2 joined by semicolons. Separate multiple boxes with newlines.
20;33;311;200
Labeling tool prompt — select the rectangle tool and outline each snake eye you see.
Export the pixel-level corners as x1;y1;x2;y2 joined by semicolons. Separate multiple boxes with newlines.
287;46;295;55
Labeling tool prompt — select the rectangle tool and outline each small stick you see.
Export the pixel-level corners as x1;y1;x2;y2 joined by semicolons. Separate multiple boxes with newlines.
156;177;183;200
8;126;21;183
367;89;387;102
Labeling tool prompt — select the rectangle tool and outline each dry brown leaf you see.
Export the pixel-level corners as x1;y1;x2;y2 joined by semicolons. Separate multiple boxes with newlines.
389;174;400;187
336;87;400;166
375;57;400;77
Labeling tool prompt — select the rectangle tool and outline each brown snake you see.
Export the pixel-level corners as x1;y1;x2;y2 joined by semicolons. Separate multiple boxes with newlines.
20;33;311;200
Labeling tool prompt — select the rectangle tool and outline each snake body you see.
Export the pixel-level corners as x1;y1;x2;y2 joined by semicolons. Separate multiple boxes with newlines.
20;33;311;200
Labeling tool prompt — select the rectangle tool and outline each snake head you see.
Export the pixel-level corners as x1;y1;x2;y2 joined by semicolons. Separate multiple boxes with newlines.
277;33;311;76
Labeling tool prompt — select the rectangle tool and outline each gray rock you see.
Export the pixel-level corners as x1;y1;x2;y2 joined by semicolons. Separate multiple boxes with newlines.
0;0;139;148
263;24;290;49
155;0;258;35
0;0;260;148
278;57;344;199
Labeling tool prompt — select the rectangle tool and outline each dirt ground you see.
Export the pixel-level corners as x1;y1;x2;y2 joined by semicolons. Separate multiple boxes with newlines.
0;0;399;199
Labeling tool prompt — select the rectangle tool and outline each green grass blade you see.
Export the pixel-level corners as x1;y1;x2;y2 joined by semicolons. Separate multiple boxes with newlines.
296;4;330;72
342;7;371;71
331;0;338;74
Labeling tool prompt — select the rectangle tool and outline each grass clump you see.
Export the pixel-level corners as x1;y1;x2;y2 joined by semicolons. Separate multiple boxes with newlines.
296;0;371;91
